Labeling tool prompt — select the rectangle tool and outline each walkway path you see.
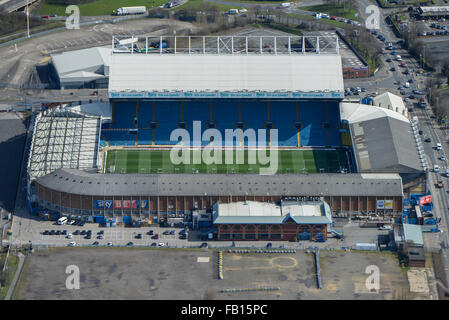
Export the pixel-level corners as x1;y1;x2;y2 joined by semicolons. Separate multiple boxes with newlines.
5;252;25;300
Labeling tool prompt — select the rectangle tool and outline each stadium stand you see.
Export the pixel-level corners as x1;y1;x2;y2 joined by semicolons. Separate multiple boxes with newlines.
299;101;327;147
212;101;240;144
326;101;342;147
104;99;341;148
269;101;298;147
183;101;211;146
102;130;135;146
154;101;181;145
112;101;136;129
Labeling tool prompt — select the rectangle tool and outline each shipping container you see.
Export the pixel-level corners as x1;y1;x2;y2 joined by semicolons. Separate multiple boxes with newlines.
355;243;377;251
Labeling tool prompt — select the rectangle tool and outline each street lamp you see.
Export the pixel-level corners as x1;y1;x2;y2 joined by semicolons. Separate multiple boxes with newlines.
26;0;30;38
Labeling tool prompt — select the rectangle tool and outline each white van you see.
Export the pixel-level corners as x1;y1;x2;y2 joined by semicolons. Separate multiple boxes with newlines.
405;82;410;88
57;216;68;225
434;164;440;172
445;168;449;177
436;143;442;150
395;55;402;61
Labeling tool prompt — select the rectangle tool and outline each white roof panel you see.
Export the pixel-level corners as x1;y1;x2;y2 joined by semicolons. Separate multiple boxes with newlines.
109;54;344;94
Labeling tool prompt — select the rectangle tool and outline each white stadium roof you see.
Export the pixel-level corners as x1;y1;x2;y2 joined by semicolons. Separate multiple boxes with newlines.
109;54;344;98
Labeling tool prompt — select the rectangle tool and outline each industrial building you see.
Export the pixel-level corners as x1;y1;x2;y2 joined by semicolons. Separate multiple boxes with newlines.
340;102;426;194
212;199;332;241
51;47;111;89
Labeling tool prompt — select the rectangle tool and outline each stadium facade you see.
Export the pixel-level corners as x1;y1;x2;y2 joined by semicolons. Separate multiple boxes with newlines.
26;35;425;241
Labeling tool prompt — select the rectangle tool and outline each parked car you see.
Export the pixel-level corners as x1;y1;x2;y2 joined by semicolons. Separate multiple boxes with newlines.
73;230;80;235
127;242;134;247
200;242;208;248
437;181;444;188
68;241;76;246
425;137;431;142
147;230;154;235
67;220;75;225
441;155;446;161
92;241;99;246
43;230;49;235
378;225;392;230
80;230;86;235
151;242;157;247
107;242;113;246
56;230;61;235
266;243;273;248
66;234;73;239
391;67;396;71
170;230;175;235
158;243;166;247
62;230;67;235
135;233;142;239
152;234;159;239
85;235;91;239
42;15;50;19
386;58;392;62
97;234;104;239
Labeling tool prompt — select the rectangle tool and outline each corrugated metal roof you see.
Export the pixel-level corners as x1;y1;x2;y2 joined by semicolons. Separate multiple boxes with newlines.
213;200;332;224
109;54;344;94
51;47;111;81
351;117;422;173
403;223;424;247
35;168;404;197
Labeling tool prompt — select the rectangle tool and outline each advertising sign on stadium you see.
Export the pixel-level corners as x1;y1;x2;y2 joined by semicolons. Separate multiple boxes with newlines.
377;200;384;209
384;200;393;209
114;200;122;209
109;91;344;99
94;200;104;209
105;200;113;209
420;195;432;205
377;200;393;210
140;200;149;209
123;200;131;209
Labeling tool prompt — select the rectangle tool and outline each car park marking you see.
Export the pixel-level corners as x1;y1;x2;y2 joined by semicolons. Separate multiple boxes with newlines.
197;257;210;263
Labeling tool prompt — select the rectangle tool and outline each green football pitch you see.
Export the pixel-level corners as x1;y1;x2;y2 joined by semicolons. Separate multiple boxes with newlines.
105;148;352;174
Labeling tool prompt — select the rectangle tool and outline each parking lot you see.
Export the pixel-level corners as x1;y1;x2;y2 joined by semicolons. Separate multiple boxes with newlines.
14;247;426;300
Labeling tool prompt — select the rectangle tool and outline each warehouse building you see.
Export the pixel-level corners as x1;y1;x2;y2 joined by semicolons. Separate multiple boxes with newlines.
51;47;111;89
212;199;332;241
340;102;426;194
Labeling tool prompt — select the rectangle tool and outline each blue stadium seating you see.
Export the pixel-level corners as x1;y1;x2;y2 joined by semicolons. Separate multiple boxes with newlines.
113;101;136;129
326;102;341;146
299;101;327;146
183;101;211;146
137;129;153;145
212;101;240;146
102;130;135;146
154;101;181;145
105;99;341;148
138;101;155;129
269;101;298;147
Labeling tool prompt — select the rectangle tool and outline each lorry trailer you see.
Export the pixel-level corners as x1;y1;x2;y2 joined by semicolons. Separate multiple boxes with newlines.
113;6;146;16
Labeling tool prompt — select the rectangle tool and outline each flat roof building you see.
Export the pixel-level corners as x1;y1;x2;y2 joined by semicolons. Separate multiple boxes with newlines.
212;199;332;241
51;47;111;89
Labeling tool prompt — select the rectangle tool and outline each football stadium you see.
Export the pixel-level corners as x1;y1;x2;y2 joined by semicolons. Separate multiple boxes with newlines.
26;35;425;241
